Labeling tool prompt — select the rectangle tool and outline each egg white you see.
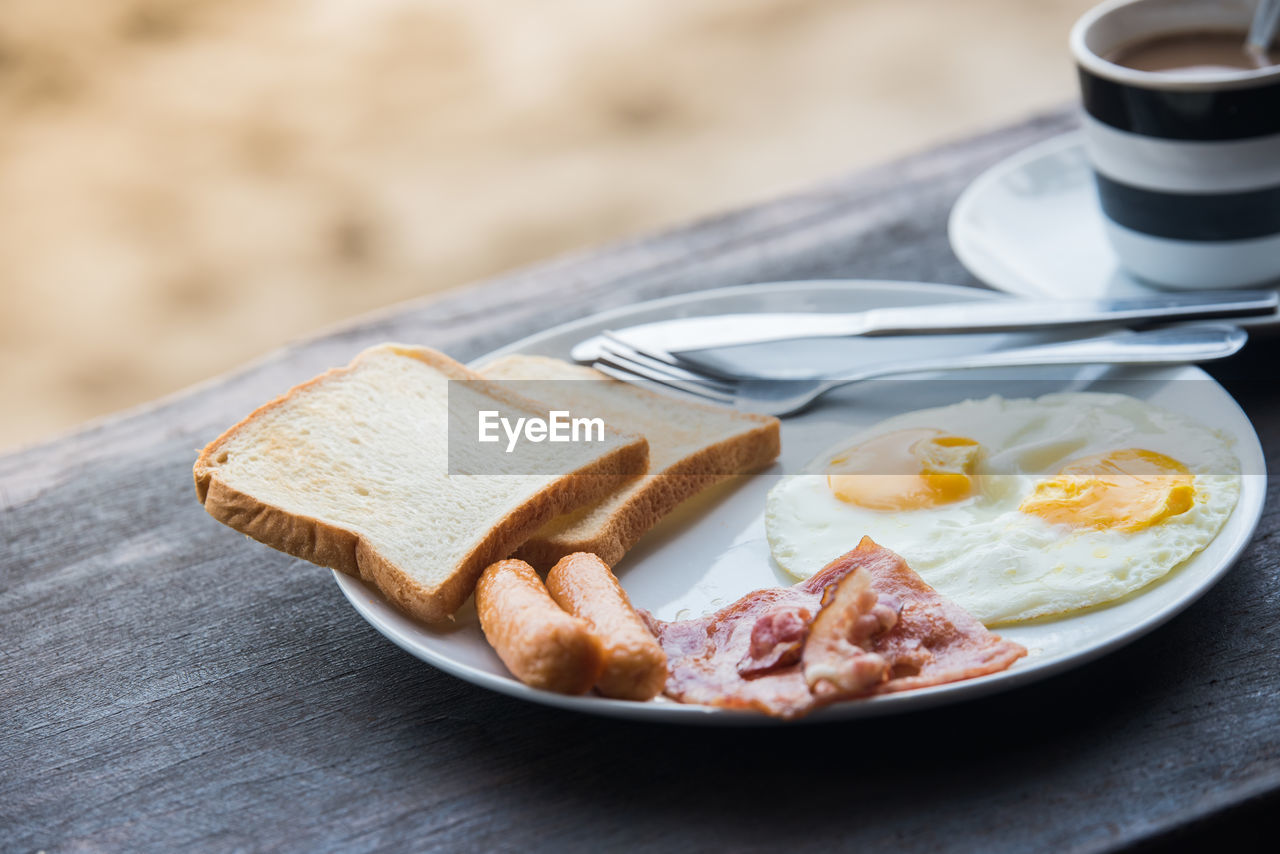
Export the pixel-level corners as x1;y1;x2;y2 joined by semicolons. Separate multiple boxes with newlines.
765;393;1241;625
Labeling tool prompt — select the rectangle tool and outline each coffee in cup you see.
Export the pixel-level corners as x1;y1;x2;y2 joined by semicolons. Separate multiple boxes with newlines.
1071;0;1280;289
1108;29;1279;73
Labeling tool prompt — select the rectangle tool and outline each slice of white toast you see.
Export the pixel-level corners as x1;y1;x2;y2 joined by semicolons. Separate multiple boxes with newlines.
478;354;780;568
194;344;648;624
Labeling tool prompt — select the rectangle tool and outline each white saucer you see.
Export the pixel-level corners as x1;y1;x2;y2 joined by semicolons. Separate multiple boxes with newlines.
948;132;1279;329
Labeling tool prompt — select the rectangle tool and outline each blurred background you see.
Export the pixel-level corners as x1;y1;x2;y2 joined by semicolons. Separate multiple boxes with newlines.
1;0;1096;452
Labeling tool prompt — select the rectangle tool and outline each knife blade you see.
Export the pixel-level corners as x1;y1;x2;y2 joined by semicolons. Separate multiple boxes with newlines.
569;291;1278;360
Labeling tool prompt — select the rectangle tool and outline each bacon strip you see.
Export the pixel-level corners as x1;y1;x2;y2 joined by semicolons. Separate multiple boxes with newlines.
646;538;1027;719
802;567;898;698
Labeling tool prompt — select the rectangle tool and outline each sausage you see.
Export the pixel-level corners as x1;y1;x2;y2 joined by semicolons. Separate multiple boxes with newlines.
476;559;604;695
546;552;668;700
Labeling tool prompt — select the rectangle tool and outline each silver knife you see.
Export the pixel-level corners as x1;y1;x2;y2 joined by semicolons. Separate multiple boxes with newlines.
570;291;1278;360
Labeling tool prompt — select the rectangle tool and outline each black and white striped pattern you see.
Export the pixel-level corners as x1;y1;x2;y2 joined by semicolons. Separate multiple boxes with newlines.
1071;0;1280;288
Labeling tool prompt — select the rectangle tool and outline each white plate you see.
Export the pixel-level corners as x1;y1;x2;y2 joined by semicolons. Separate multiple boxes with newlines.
333;280;1267;724
948;132;1279;329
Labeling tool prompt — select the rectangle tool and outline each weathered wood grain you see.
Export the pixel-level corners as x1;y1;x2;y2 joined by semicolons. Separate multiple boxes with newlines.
3;106;1278;853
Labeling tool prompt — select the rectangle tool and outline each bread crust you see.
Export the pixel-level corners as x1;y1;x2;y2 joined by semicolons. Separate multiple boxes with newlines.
478;354;780;569
515;416;780;569
193;344;648;625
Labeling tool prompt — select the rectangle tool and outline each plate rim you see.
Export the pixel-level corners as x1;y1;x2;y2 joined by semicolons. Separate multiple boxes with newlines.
475;278;1009;367
332;279;1268;724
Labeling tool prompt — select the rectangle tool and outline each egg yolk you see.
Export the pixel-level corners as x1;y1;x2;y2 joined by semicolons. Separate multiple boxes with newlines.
1019;448;1195;532
827;429;982;511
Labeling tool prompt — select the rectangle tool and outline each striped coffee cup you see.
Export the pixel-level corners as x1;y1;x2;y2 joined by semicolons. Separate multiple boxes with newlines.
1071;0;1280;289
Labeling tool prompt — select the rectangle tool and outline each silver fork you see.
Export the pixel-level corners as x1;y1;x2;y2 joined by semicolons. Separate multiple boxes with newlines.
591;323;1248;416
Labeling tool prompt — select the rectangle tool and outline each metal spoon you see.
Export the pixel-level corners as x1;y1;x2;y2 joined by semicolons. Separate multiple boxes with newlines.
1247;0;1280;64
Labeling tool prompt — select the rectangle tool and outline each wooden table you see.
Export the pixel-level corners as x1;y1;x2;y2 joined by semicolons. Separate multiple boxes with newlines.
4;106;1278;852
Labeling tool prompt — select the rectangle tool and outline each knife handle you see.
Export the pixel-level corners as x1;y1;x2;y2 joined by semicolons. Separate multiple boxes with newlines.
859;292;1278;336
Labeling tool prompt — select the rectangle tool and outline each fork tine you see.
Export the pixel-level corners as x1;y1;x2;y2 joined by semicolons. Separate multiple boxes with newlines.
591;357;738;405
600;331;685;367
602;331;759;382
598;333;738;394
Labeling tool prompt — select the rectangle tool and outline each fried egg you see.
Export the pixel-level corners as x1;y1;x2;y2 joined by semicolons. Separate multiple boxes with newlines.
765;393;1240;625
